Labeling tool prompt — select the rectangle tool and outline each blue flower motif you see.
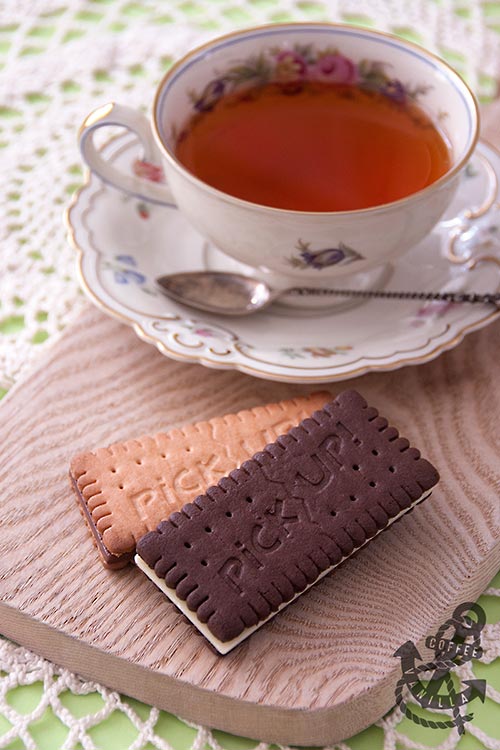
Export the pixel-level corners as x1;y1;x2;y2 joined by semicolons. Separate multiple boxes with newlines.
288;240;363;270
114;269;146;285
115;254;138;267
300;248;346;269
382;79;406;104
194;78;226;111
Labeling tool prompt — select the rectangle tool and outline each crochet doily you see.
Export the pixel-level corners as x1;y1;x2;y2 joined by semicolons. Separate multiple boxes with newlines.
1;1;499;748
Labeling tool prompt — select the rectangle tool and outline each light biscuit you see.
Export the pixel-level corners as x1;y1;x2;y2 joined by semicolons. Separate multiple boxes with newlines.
70;392;330;568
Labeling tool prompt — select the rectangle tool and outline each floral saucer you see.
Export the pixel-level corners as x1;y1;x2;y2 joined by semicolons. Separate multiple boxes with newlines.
67;133;500;383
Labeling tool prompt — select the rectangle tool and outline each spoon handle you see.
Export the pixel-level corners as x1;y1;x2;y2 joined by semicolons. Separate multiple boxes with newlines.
290;287;500;305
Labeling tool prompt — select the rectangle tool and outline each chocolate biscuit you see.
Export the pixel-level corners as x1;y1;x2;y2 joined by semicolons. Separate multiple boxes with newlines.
70;392;330;568
136;390;439;653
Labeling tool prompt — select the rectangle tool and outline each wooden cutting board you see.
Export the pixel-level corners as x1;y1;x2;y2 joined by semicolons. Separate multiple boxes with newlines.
1;301;499;746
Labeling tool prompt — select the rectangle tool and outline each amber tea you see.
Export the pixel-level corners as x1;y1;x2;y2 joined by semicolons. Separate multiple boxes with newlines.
175;80;451;212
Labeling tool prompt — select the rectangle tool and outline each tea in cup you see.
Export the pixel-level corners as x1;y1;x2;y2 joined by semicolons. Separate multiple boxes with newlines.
79;23;478;286
176;67;451;213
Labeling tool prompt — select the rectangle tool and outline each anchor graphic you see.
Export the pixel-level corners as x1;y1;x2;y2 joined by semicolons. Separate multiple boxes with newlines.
393;602;487;734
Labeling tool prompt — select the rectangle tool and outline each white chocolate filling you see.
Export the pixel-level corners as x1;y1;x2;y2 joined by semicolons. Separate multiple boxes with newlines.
135;489;432;654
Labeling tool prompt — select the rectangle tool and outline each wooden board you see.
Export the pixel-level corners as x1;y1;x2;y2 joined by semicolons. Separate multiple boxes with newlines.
1;301;499;746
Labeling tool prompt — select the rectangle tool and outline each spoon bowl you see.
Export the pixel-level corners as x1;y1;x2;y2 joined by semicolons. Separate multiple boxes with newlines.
157;272;277;315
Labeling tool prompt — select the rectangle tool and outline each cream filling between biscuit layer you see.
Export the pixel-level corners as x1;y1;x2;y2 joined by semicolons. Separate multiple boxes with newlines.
134;489;432;655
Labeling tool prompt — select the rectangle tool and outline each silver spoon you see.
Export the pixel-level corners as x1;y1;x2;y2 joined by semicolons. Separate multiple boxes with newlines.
156;271;500;316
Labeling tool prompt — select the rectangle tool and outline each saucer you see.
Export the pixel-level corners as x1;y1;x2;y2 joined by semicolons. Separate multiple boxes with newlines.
67;134;500;383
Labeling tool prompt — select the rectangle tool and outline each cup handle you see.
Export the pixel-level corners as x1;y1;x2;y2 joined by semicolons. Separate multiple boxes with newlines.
445;151;499;267
79;102;175;206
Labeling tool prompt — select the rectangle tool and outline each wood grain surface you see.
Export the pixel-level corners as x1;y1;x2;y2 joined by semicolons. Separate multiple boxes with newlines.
0;303;499;745
1;105;500;745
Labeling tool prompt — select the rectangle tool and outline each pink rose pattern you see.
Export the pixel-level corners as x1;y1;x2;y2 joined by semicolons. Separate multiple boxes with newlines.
190;44;422;111
306;54;359;85
274;50;308;83
132;160;164;220
133;159;165;183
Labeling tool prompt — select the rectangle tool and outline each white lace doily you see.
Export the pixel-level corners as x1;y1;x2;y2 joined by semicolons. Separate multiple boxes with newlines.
1;1;499;748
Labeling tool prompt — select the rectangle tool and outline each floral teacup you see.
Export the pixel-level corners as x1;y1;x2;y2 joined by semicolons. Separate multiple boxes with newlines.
79;23;479;287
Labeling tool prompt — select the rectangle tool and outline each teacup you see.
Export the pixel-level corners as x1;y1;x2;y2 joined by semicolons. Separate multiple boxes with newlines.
79;23;479;287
